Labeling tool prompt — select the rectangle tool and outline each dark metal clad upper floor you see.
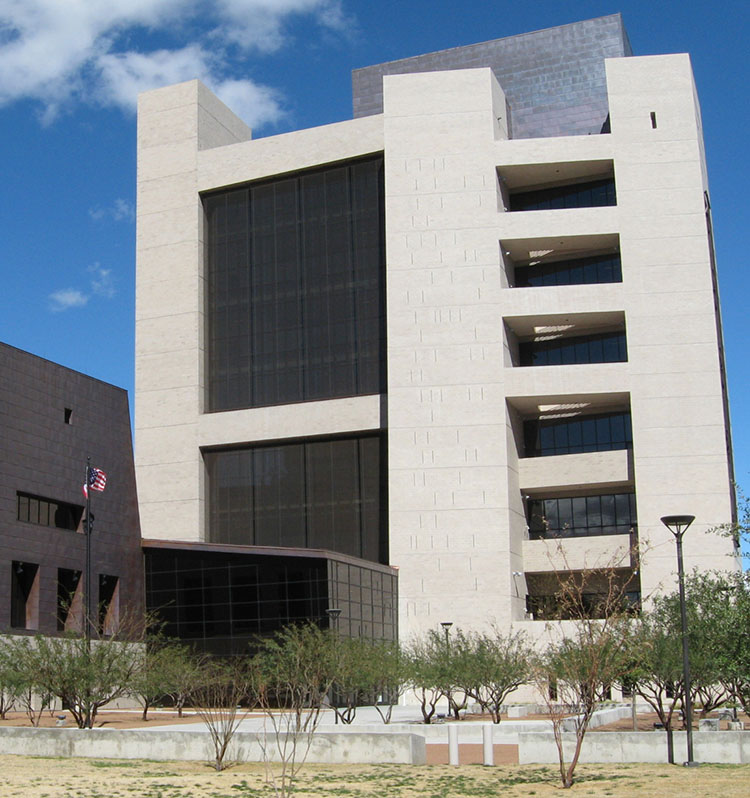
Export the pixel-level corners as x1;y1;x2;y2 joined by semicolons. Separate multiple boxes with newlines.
352;14;632;139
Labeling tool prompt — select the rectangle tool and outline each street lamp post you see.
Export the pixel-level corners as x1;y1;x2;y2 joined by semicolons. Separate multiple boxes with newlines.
440;621;453;720
660;514;697;767
440;621;453;649
325;607;342;631
326;608;342;724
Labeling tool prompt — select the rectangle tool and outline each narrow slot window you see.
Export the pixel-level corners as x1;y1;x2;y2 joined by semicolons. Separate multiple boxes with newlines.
99;575;120;635
650;111;657;129
57;568;83;632
11;561;40;630
64;407;73;424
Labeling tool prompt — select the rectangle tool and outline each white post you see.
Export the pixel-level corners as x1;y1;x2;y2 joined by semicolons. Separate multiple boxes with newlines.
482;724;494;766
448;723;459;766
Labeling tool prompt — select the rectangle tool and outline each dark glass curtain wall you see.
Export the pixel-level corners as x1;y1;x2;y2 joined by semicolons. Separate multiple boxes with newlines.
524;411;632;457
519;331;627;366
527;493;637;539
205;156;386;411
514;252;622;287
145;547;397;654
205;435;385;564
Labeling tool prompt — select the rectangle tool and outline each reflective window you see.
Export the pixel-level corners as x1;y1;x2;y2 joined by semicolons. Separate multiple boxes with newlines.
514;253;622;287
526;591;641;620
519;331;627;366
17;492;83;531
205;156;386;411
145;549;397;655
509;178;616;211
205;435;386;563
523;411;632;457
527;493;636;539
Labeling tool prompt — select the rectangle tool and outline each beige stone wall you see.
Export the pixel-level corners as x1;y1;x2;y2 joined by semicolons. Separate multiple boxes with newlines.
135;82;383;543
134;56;737;643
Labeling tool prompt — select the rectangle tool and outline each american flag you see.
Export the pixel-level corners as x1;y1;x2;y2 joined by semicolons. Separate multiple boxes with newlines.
83;466;107;497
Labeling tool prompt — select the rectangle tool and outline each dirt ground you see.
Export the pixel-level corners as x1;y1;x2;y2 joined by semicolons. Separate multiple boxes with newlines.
590;710;749;732
0;709;209;729
1;756;749;798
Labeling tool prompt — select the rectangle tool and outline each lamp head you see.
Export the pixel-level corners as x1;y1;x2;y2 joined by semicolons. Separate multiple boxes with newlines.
660;515;695;539
325;607;342;619
440;621;453;630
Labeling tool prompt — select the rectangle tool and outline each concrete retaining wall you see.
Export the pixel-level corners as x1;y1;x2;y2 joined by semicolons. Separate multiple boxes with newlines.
316;720;549;741
561;705;631;732
519;731;750;764
0;727;425;765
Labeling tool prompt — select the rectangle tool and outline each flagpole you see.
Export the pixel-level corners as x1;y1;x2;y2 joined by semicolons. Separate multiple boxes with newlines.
85;456;92;649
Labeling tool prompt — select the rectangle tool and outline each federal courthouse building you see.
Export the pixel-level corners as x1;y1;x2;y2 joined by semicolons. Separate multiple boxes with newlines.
129;14;738;650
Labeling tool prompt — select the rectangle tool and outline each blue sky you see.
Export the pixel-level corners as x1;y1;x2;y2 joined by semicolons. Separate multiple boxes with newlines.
1;1;749;514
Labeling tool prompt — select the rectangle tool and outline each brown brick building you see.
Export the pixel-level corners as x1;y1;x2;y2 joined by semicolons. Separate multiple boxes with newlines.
0;343;144;634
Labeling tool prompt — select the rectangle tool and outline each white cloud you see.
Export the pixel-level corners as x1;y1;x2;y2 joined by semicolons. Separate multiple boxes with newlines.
89;263;117;298
95;45;215;110
213;0;349;52
94;46;284;126
49;289;89;312
0;0;350;125
48;263;117;311
213;78;283;128
89;198;135;222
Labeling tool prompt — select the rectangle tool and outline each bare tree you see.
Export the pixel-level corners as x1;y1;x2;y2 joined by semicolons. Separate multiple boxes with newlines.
366;640;408;724
1;607;147;729
329;635;378;724
0;647;23;719
628;612;684;763
463;627;533;723
532;557;638;788
130;641;200;721
254;623;336;798
161;645;207;718
191;657;256;771
405;633;446;724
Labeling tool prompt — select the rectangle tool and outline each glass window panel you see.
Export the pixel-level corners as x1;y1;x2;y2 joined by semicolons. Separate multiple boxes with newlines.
207;157;385;411
586;496;602;532
595;417;611;448
572;497;587;534
615;493;632;526
544;498;559;532
600;494;616;529
515;253;622;288
567;420;583;451
581;418;597;447
529;493;635;539
553;423;569;451
524;412;632;457
609;414;625;445
556;498;573;533
207;434;383;562
509;178;616;212
588;337;603;362
528;500;546;537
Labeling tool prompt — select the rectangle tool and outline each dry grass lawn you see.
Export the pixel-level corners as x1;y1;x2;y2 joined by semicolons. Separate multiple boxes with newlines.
1;756;749;798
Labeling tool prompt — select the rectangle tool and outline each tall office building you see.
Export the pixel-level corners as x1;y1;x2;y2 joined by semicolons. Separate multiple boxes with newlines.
134;15;737;646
